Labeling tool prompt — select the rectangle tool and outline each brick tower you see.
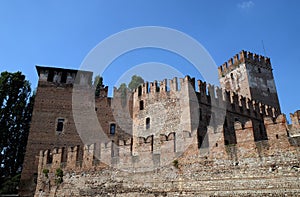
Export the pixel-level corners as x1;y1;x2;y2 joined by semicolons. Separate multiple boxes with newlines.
19;66;132;196
218;50;281;112
19;66;92;196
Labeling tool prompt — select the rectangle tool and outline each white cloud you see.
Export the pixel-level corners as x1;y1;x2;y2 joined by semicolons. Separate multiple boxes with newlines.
237;1;255;9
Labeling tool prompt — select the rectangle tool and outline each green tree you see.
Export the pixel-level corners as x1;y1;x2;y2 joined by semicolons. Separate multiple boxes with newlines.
118;83;127;97
128;75;144;91
0;71;34;194
94;75;104;97
118;83;127;107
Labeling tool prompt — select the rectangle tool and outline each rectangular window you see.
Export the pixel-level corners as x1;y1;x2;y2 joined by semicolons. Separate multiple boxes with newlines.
146;118;150;129
56;119;64;133
110;123;116;135
140;100;144;110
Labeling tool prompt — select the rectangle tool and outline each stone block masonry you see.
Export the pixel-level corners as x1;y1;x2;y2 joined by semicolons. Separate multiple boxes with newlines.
34;115;300;196
20;50;300;196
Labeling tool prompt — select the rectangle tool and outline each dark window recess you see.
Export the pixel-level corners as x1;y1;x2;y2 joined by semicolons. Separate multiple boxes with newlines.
224;140;229;145
138;86;142;96
258;68;261;73
231;73;234;79
61;72;67;83
47;70;54;82
223;118;228;127
198;136;203;149
140;100;144;110
110;123;116;135
146;118;150;129
56;119;64;132
259;124;264;135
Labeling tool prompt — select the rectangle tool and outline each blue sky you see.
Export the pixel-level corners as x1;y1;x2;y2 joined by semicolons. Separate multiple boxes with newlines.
0;1;299;118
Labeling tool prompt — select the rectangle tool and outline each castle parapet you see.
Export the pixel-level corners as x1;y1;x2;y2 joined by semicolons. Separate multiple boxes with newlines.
218;50;272;78
133;75;197;98
197;82;279;118
36;66;93;86
133;75;280;121
36;110;297;183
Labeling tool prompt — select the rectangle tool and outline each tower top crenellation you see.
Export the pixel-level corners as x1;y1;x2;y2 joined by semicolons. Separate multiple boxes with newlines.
218;50;272;78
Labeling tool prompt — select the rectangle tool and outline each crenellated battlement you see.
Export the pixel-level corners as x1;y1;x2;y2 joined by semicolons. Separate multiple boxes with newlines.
23;49;299;196
36;113;296;176
34;105;300;197
288;110;300;137
200;80;279;118
131;74;281;142
121;73;280;132
133;75;195;97
36;132;188;174
36;65;93;86
218;50;272;78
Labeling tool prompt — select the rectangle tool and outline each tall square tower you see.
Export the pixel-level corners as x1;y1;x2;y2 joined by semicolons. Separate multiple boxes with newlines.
218;50;281;112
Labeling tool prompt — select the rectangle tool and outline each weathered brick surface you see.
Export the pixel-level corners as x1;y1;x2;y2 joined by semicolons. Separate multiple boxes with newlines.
20;66;130;196
219;50;281;111
34;123;300;196
21;51;300;196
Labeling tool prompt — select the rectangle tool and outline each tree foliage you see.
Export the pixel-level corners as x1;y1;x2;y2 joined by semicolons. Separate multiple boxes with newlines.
118;83;128;107
94;75;104;97
0;71;34;194
118;83;127;96
128;75;144;91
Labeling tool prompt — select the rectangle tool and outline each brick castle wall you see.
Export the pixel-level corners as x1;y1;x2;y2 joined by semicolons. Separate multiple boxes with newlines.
21;50;298;196
34;115;300;196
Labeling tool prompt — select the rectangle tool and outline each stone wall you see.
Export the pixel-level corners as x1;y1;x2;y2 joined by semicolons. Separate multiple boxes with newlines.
219;50;281;111
34;115;300;196
20;54;290;196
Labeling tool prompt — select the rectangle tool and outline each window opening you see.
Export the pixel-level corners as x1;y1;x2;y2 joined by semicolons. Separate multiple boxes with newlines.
56;119;64;133
146;118;150;129
110;123;116;135
140;100;144;110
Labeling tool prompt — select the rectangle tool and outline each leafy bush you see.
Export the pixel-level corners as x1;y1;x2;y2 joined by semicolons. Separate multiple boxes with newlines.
55;168;63;185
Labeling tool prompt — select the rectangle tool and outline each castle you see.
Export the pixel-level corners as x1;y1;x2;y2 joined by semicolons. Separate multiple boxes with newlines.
19;50;300;196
